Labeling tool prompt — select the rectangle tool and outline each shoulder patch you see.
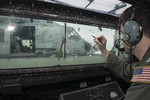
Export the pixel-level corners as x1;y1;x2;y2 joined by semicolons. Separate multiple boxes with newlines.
131;66;150;84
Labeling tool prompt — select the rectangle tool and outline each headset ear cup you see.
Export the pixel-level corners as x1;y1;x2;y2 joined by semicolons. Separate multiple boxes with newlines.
124;19;142;45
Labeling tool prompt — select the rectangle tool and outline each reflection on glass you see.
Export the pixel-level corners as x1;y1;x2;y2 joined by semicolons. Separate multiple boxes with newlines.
0;15;117;69
0;29;4;42
0;16;116;69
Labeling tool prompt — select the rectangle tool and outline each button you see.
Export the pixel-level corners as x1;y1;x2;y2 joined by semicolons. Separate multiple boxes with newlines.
90;89;99;95
85;90;91;96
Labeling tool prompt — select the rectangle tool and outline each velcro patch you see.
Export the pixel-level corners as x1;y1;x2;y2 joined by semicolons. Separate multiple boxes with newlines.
131;66;150;83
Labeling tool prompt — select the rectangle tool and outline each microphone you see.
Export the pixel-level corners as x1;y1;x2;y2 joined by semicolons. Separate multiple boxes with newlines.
123;34;129;41
114;39;125;52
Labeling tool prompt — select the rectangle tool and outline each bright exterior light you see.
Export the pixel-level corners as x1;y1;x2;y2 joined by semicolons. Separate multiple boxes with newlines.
7;25;15;31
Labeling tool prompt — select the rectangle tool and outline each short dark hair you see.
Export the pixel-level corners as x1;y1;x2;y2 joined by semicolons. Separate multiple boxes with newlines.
119;4;150;38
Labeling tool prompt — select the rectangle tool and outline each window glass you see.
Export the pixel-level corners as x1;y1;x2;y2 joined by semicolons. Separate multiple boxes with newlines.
0;15;117;69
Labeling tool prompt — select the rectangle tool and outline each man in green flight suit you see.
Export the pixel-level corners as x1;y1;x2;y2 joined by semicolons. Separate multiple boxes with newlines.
93;3;150;100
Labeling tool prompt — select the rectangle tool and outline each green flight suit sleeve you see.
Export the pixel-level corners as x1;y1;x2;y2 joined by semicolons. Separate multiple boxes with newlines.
104;53;132;82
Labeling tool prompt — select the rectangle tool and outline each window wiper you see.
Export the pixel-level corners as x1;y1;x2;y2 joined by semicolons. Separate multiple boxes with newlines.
57;23;67;59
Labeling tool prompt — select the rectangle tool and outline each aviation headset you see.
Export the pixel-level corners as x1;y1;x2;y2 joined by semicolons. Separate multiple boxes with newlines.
123;7;143;45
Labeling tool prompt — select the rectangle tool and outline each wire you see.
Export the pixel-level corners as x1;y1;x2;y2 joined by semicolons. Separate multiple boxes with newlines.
114;39;135;78
129;46;133;78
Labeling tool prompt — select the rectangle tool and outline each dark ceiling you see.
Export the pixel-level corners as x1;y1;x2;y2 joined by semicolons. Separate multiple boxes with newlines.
0;0;119;28
0;0;149;28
